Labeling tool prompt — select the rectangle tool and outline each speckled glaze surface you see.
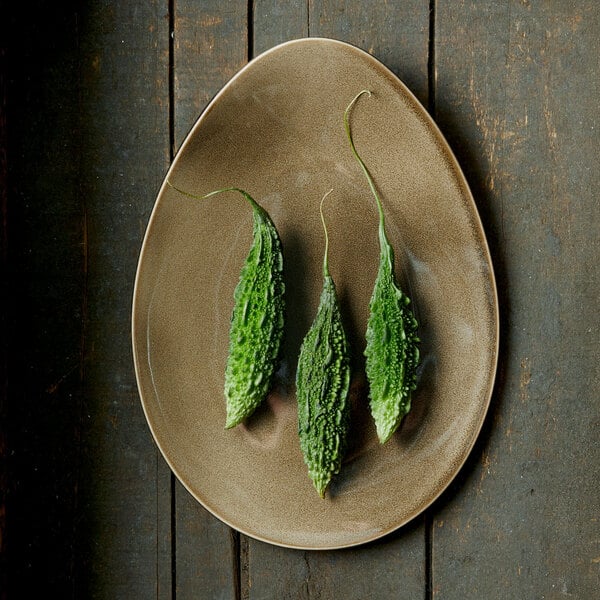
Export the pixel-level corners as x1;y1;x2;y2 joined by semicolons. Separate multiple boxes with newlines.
132;38;499;549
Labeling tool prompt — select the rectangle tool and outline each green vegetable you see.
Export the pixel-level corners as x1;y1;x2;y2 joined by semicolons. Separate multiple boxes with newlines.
168;183;285;429
296;190;351;497
344;91;420;444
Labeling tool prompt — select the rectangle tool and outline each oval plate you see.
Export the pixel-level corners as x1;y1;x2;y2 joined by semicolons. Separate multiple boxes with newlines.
132;38;498;549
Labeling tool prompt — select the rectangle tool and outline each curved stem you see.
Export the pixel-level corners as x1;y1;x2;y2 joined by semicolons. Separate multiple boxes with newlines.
166;180;262;212
319;189;334;277
344;90;389;249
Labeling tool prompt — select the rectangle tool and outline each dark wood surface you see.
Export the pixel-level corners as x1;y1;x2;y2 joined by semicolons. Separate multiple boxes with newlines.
2;1;598;598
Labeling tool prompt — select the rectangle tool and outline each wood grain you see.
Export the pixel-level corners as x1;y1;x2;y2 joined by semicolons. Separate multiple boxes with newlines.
173;1;249;151
71;1;171;596
433;1;600;597
254;0;308;57
310;0;430;107
246;523;426;600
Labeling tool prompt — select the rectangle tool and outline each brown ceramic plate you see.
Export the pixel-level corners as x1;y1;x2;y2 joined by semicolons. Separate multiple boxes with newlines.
132;38;498;549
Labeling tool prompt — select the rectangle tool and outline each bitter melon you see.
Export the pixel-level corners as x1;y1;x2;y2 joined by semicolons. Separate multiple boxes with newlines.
344;91;420;443
296;191;351;497
168;183;285;428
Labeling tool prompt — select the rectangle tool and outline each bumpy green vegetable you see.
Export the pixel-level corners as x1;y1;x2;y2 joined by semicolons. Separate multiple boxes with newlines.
296;191;351;497
168;183;285;429
344;91;420;444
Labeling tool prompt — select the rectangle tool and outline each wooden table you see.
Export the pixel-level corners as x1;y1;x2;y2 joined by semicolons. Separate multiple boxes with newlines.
2;1;598;597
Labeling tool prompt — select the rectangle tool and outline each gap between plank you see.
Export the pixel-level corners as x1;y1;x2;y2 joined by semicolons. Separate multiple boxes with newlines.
168;0;176;160
170;474;176;599
168;1;177;598
426;4;435;599
231;529;241;600
247;0;254;61
427;0;436;118
425;0;436;600
425;510;433;600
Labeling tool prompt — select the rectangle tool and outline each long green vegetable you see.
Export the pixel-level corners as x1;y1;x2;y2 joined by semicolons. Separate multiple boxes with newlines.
168;183;285;429
296;190;351;497
344;91;420;444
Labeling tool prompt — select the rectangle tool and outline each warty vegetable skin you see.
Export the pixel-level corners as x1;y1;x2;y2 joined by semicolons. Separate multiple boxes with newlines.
168;183;285;429
296;191;351;497
344;91;420;444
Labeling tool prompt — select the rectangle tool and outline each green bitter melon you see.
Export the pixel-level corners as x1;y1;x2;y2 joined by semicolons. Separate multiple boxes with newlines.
296;191;351;497
344;91;420;444
168;184;285;429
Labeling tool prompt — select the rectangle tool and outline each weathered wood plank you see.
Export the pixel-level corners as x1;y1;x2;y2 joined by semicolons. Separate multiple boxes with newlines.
245;2;430;599
310;0;430;107
433;1;600;597
4;3;85;594
173;2;250;151
253;0;308;57
247;522;426;600
72;1;171;597
172;2;248;598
